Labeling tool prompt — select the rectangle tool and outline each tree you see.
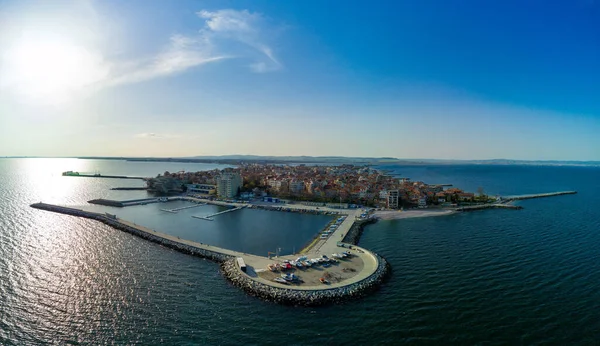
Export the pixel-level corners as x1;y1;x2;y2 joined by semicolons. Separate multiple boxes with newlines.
477;187;485;197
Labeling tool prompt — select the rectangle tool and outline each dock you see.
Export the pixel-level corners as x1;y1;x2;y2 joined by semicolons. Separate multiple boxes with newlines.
161;203;206;213
192;206;244;221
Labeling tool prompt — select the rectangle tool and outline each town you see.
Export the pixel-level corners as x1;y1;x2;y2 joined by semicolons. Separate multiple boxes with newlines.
146;164;490;209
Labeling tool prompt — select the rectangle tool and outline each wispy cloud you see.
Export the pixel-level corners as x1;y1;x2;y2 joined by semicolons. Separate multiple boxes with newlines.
197;9;282;73
134;132;183;139
112;9;281;85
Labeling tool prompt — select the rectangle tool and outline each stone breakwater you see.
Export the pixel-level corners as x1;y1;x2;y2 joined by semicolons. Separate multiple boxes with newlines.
30;203;233;263
342;217;378;245
220;252;391;307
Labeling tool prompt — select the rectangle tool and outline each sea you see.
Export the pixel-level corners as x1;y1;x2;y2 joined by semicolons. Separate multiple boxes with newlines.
1;158;599;345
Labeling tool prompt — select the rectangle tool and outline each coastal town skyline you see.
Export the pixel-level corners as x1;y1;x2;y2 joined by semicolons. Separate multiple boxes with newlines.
1;0;599;160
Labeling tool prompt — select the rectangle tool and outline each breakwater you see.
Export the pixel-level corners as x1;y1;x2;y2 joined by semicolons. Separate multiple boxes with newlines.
503;191;577;201
457;204;523;212
342;217;378;245
30;203;234;262
88;198;160;207
30;202;390;307
110;187;148;191
62;172;147;180
220;250;390;307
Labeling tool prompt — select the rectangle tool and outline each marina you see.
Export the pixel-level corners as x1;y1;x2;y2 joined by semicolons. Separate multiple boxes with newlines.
30;200;386;305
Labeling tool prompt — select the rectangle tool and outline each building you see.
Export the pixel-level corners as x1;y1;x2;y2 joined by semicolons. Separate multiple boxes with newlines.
387;190;399;209
216;173;242;198
418;197;427;208
289;180;305;194
186;184;216;195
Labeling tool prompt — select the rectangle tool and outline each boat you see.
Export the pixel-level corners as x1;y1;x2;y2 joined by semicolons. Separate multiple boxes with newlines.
302;260;311;267
267;264;276;272
273;277;289;284
295;262;303;269
322;262;331;268
281;273;298;281
319;277;329;284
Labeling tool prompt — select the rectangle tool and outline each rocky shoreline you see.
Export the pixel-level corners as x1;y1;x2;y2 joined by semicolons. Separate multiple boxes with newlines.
220;251;390;307
220;219;390;307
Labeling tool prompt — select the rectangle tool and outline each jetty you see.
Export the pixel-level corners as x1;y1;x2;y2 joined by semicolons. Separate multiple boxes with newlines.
192;206;244;221
502;191;577;201
62;171;147;180
88;198;160;207
457;204;523;212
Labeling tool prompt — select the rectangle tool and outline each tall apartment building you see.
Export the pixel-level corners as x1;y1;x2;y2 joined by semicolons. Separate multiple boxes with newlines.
289;180;305;194
387;190;399;209
216;173;242;198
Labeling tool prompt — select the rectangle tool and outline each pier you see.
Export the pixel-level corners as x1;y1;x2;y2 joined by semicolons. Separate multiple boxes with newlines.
192;206;244;221
161;203;206;213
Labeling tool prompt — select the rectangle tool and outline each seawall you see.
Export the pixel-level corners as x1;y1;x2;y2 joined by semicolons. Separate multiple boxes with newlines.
30;203;233;263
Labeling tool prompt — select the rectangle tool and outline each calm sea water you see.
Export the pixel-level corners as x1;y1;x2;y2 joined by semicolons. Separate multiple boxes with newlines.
1;159;599;344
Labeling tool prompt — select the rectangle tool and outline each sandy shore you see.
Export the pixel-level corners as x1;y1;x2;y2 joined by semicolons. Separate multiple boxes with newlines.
374;209;456;220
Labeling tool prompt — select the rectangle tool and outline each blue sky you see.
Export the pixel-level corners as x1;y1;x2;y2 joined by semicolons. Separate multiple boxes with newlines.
0;0;598;160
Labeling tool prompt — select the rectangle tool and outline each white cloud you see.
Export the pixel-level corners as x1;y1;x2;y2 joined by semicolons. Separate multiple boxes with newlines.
197;9;282;72
113;9;281;85
134;132;183;139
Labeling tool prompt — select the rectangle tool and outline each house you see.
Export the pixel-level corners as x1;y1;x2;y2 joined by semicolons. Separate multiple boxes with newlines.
435;192;447;203
458;193;475;202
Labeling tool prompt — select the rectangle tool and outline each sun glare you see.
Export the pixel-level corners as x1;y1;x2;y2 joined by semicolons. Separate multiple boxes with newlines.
3;39;108;104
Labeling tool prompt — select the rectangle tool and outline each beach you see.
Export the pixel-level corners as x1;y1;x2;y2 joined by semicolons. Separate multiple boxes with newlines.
374;209;456;220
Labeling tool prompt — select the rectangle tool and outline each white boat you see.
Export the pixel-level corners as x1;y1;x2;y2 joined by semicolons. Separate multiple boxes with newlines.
273;277;289;284
281;273;298;281
295;262;303;269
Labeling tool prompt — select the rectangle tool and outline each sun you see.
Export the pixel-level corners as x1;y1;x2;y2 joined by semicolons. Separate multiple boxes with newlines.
2;39;108;104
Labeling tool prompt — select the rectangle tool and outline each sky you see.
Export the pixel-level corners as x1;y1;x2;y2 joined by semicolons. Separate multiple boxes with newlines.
0;0;598;160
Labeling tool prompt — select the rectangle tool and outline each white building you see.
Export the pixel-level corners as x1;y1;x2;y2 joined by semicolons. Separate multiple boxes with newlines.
418;196;427;208
216;173;242;198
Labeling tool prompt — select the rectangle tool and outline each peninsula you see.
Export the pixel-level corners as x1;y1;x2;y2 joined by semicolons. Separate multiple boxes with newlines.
42;164;576;306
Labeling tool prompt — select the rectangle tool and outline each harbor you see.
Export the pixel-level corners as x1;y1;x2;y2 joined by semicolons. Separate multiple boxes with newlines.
30;201;388;306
